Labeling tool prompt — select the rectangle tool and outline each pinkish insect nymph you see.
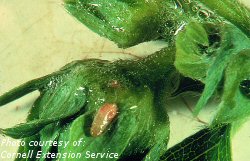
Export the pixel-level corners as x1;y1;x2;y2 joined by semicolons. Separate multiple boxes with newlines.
90;103;118;137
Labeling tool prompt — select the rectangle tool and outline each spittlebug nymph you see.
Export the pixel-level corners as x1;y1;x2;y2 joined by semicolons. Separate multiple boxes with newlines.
90;103;118;137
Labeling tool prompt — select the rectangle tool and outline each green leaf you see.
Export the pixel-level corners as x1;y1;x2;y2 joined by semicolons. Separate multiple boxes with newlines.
212;51;250;126
0;69;87;138
0;62;76;107
0;55;174;159
14;135;41;161
199;0;250;36
114;46;176;88
63;0;168;48
58;85;169;161
143;90;171;161
38;123;62;161
14;96;41;161
174;21;210;82
14;98;42;161
0;75;52;107
161;124;232;161
58;112;136;161
193;24;250;115
174;21;250;116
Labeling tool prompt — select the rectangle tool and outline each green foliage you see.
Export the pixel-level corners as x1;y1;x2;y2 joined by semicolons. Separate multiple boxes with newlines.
1;0;250;160
161;124;232;161
175;22;210;82
63;0;169;48
199;0;250;36
175;21;250;119
212;51;250;125
0;55;173;160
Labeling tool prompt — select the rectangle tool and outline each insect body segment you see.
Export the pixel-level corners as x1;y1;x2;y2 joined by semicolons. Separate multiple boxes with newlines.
90;103;118;137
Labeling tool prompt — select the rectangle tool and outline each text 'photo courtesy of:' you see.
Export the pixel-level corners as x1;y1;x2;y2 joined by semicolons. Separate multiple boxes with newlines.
0;0;250;161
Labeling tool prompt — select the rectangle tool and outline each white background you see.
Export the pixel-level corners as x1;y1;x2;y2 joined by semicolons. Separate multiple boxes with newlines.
0;0;249;160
